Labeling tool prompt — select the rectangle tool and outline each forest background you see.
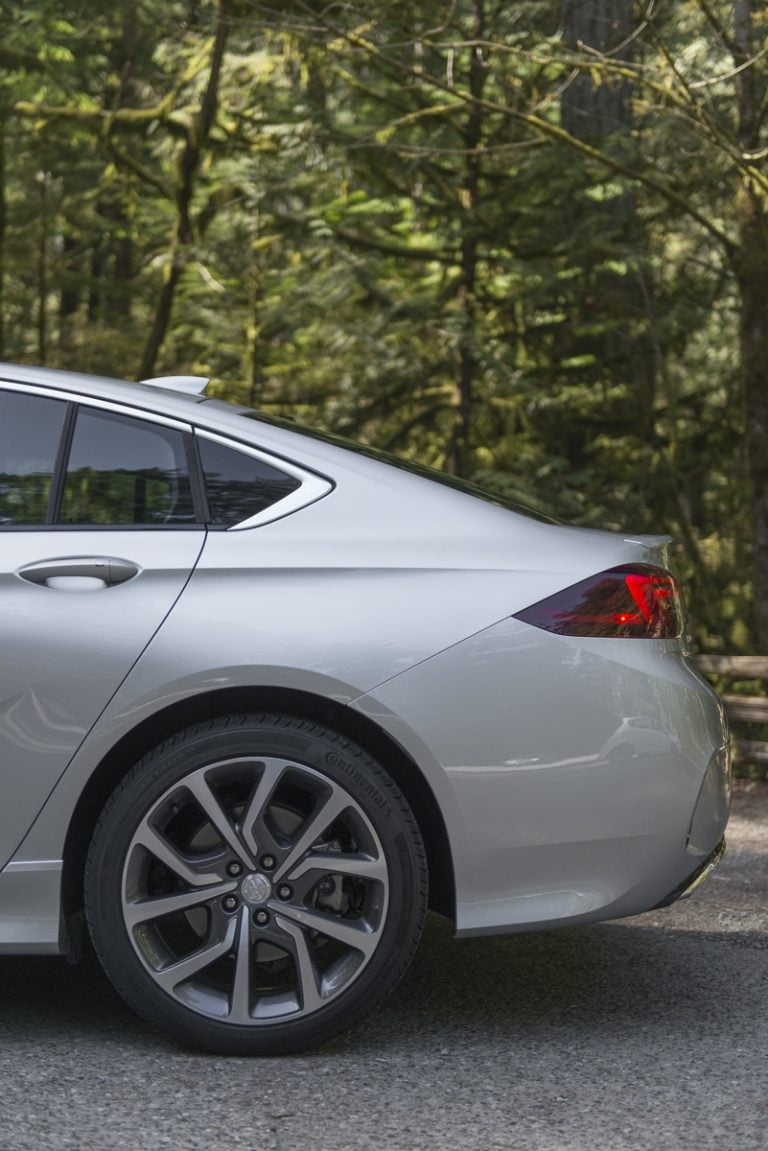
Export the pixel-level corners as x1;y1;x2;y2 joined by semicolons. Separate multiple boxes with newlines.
2;1;767;667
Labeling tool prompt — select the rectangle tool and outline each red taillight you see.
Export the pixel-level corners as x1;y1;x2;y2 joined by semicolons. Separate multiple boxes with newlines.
515;565;685;639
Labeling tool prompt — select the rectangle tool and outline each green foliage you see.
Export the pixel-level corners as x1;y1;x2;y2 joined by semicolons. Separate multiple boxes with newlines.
0;0;763;679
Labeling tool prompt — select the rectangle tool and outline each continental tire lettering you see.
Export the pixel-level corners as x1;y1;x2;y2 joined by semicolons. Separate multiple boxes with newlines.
352;770;389;813
324;751;390;814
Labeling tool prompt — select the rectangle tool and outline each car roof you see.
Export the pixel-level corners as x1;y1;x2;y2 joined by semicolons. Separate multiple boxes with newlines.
0;361;326;464
0;361;670;574
0;361;209;412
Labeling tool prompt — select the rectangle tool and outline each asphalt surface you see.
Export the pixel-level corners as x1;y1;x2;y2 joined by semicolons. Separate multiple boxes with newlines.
1;782;766;1151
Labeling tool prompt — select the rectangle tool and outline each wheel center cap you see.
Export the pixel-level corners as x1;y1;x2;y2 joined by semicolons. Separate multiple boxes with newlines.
241;872;272;905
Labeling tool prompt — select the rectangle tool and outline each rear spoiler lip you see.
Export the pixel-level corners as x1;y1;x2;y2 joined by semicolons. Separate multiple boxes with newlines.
621;534;674;569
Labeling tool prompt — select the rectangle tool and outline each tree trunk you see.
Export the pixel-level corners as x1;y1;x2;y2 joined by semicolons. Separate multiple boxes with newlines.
58;233;80;361
109;0;141;296
0;107;6;359
734;0;768;650
562;0;634;142
737;196;768;650
559;0;656;447
139;0;231;379
36;173;49;364
245;272;265;406
85;3;141;332
446;0;485;477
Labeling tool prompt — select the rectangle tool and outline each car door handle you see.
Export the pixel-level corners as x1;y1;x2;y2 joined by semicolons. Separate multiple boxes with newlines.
17;556;140;589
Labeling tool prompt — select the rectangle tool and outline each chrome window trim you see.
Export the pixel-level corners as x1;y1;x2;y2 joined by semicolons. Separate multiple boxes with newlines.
0;381;192;433
195;430;333;530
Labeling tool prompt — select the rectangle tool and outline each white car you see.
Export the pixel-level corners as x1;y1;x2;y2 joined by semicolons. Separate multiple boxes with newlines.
0;363;729;1054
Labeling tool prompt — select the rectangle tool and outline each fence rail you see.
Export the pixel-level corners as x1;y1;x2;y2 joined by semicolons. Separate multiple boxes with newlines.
695;655;768;765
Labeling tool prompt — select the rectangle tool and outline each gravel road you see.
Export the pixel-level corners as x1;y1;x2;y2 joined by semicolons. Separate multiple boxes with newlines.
1;782;766;1151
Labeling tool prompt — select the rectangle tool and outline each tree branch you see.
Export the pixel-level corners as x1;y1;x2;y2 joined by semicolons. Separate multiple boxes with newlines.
324;19;739;261
335;226;455;264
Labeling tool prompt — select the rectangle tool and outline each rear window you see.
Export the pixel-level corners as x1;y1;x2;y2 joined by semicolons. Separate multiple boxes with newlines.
214;405;559;525
198;436;301;527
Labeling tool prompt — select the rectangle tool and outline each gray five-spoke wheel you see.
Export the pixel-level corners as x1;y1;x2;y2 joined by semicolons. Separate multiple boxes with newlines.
85;715;427;1055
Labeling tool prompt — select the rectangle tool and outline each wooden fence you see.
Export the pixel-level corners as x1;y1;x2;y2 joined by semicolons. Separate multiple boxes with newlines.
695;655;768;766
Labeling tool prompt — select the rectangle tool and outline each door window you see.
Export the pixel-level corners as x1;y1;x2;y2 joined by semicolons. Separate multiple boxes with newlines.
0;390;67;526
59;408;196;526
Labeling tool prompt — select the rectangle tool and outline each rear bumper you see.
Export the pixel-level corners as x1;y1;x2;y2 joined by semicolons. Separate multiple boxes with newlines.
653;836;727;908
687;743;731;855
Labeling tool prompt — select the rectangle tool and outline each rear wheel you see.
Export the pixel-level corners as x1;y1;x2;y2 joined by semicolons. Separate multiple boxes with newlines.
85;714;427;1055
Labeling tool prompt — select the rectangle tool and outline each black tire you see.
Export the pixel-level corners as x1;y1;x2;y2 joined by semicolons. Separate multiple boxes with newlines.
85;713;427;1055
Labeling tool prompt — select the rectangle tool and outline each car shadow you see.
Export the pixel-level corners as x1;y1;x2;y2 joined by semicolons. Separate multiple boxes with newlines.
0;949;153;1049
0;912;763;1058
334;911;766;1055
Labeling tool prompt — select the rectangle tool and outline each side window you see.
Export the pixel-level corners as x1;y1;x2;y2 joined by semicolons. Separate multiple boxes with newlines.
60;408;196;526
198;436;301;527
0;390;67;526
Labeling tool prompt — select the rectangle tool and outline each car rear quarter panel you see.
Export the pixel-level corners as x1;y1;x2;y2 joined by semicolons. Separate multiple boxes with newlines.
354;616;729;935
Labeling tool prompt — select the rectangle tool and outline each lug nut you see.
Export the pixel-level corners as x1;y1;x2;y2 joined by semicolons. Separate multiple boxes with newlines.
277;884;293;901
254;909;270;926
261;854;276;870
222;895;239;912
226;861;242;877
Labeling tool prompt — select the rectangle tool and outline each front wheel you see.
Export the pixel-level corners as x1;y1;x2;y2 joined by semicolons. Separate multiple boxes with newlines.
85;714;427;1055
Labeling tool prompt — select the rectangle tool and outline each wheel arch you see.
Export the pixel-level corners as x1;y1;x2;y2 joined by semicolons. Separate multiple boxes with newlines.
61;685;456;949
